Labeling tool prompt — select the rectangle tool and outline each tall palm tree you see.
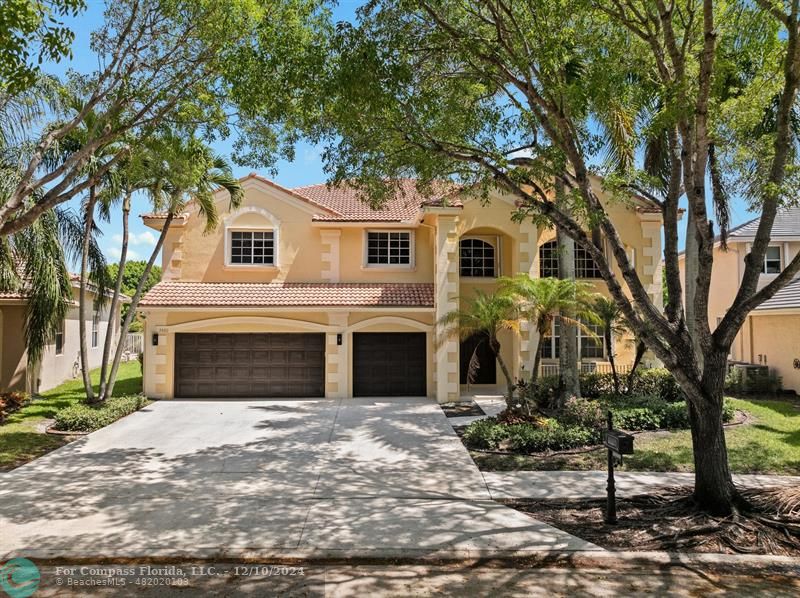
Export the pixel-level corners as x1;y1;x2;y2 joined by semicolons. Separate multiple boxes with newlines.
500;275;599;383
438;290;519;404
92;132;244;402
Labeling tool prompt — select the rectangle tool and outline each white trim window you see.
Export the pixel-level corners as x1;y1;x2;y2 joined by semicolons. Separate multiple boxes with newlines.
365;230;414;267
539;319;606;360
460;237;498;278
55;321;65;355
762;246;781;274
91;311;100;348
229;230;276;266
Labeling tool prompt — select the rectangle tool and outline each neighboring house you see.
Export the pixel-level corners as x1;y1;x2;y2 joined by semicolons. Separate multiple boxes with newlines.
679;206;800;393
0;276;126;393
139;173;664;402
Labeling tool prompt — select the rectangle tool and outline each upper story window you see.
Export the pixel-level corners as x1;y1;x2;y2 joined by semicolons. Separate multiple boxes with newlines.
762;246;781;274
460;237;497;278
230;230;275;265
365;230;413;266
55;321;65;355
223;206;281;268
538;239;602;279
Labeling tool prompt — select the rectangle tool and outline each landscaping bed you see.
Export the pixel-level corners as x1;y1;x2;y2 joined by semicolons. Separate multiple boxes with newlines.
50;394;150;433
0;361;143;470
504;486;800;557
468;396;800;475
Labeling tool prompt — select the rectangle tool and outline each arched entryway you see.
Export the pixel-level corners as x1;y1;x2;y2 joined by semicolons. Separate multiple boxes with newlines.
459;332;497;385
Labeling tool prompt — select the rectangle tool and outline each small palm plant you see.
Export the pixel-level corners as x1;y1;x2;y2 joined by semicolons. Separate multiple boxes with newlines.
592;296;629;394
500;275;600;382
438;290;520;405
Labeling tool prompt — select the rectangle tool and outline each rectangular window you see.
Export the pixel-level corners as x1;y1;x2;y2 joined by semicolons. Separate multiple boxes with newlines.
540;319;605;359
762;246;781;274
366;231;412;266
55;321;65;355
539;241;559;278
230;231;275;265
541;319;561;359
580;322;605;359
91;311;100;348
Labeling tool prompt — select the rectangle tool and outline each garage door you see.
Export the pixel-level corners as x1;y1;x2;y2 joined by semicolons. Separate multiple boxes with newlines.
174;333;325;398
353;332;427;397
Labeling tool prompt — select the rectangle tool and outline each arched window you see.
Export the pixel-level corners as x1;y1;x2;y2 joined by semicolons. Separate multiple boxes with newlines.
460;238;496;277
539;240;559;278
538;240;602;279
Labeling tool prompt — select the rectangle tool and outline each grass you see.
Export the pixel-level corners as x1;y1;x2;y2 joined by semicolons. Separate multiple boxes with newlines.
471;396;800;475
0;361;142;471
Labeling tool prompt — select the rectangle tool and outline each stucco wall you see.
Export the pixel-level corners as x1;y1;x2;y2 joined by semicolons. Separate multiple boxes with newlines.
143;177;662;401
0;289;122;393
749;313;800;393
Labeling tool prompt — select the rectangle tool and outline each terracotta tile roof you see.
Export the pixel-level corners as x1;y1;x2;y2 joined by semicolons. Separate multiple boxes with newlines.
139;282;435;308
292;179;460;222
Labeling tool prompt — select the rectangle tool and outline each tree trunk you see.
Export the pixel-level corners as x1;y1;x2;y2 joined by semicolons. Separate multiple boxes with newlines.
79;186;98;403
98;192;131;401
105;213;173;399
530;330;545;382
687;394;737;514
490;337;515;406
626;340;647;394
606;328;619;394
557;239;579;407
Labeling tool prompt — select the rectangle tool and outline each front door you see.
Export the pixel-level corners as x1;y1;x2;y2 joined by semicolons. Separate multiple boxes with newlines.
459;333;496;384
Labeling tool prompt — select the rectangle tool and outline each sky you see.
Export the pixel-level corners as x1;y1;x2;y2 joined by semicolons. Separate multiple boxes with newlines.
42;0;756;266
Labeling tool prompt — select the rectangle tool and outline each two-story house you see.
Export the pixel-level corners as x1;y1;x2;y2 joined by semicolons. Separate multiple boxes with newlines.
139;173;664;402
679;206;800;393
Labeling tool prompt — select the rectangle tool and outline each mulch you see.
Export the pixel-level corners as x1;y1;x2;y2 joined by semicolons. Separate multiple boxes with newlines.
504;486;800;557
440;401;486;418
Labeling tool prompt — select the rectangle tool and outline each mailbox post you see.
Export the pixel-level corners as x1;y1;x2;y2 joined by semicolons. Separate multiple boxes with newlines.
603;411;634;524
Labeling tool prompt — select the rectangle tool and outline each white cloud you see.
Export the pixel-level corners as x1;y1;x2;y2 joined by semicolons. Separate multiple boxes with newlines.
111;231;156;246
106;246;140;261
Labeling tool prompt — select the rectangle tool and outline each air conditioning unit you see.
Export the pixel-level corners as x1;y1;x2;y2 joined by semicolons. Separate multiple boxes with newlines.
731;363;769;384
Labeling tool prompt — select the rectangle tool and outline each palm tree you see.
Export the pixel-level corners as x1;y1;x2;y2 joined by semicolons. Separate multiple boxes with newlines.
438;290;519;404
592;296;629;394
91;132;244;402
500;275;599;383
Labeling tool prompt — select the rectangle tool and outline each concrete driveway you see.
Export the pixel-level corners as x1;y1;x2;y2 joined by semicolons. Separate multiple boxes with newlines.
0;398;596;560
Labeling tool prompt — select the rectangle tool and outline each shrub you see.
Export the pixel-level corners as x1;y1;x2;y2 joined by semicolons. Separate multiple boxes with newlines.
518;375;559;409
461;418;509;449
506;420;594;453
53;395;150;432
580;372;618;398
560;396;605;431
598;394;736;431
631;368;684;402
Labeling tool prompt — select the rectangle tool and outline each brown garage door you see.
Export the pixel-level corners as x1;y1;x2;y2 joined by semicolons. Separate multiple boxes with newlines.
353;332;427;397
174;333;325;398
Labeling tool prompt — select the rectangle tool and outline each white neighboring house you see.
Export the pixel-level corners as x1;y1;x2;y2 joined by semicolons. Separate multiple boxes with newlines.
0;275;129;393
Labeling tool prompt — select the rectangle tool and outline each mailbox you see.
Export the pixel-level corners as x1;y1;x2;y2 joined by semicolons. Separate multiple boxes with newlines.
604;429;634;455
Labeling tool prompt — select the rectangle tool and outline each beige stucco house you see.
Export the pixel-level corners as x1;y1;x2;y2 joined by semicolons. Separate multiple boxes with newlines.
139;173;664;402
0;277;124;393
679;206;800;393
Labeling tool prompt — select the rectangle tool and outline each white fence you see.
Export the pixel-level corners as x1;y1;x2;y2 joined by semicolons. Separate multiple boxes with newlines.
123;333;144;356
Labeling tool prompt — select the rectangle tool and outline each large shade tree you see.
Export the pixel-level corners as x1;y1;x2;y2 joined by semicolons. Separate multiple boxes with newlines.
311;0;800;514
0;0;332;236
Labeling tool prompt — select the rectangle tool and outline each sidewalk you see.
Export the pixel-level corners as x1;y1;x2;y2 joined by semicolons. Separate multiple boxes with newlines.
482;471;800;500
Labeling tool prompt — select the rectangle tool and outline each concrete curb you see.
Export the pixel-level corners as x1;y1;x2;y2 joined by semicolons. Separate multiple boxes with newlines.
8;548;799;575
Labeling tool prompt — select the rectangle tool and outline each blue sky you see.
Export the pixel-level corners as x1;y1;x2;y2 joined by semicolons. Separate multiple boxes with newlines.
43;0;755;264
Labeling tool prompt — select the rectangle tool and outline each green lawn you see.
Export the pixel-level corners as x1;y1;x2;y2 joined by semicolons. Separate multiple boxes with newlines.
472;396;800;475
0;361;142;471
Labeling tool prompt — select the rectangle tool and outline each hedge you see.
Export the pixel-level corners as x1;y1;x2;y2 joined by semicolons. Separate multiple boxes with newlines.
53;395;150;432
